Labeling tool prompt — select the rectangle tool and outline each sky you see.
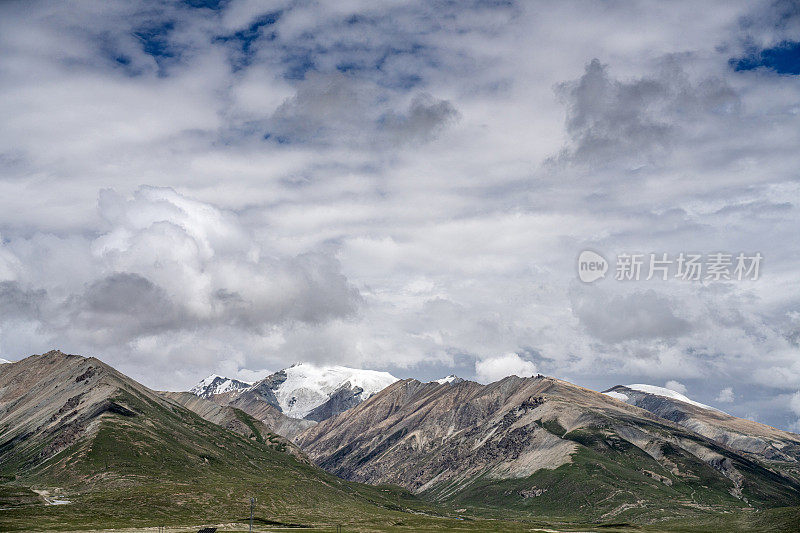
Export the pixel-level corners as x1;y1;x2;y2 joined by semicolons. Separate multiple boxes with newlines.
1;0;799;430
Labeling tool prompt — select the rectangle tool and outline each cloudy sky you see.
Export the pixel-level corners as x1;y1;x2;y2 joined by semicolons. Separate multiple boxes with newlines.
1;0;800;430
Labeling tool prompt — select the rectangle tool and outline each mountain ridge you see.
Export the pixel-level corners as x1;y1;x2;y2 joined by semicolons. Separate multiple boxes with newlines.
603;384;800;464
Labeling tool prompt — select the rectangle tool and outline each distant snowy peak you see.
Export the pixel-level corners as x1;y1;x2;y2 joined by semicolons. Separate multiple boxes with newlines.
191;363;399;420
273;363;399;419
0;358;12;364
626;384;715;410
190;374;251;398
603;383;716;411
434;375;464;385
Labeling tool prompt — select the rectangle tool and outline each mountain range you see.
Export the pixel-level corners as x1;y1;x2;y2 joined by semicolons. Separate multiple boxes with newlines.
298;375;800;522
2;351;800;532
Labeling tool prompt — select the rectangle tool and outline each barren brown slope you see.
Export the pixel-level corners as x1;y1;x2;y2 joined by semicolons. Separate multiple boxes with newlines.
297;375;800;520
0;349;166;471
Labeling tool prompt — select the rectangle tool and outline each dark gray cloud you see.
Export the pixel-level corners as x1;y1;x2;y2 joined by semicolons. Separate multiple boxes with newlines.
270;72;371;144
268;73;458;146
381;93;460;144
572;288;692;344
80;273;172;316
69;272;183;338
555;58;739;167
0;281;45;320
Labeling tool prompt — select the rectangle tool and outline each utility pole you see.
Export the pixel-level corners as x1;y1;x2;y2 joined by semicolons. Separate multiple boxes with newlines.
249;496;255;532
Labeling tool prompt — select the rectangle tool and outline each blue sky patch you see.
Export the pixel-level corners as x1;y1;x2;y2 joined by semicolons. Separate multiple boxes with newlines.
134;21;176;59
215;12;280;70
184;0;227;9
731;41;800;74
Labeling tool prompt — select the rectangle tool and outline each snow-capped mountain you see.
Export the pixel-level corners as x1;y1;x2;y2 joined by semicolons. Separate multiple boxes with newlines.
190;375;251;398
190;362;399;422
270;363;398;419
0;358;12;364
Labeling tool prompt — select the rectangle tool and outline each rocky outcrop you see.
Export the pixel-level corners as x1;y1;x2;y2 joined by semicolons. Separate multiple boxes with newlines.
305;382;365;422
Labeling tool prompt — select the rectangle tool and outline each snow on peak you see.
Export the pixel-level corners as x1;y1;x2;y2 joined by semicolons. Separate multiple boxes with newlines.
190;363;399;419
0;358;12;364
434;375;463;384
190;374;251;398
603;390;629;402
191;374;222;389
626;384;715;410
275;362;398;419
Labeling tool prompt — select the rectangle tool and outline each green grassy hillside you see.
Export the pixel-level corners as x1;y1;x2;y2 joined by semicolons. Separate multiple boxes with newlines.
0;387;443;531
426;420;800;525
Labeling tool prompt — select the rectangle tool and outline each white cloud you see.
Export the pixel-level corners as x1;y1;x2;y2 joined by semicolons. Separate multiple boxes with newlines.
475;353;538;384
0;186;361;385
665;380;688;395
789;392;800;433
791;392;800;416
715;387;735;403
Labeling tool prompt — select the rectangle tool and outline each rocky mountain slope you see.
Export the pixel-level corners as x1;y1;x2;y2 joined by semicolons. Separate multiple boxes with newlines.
298;375;800;522
211;388;317;440
0;351;450;531
603;384;800;464
158;391;307;462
